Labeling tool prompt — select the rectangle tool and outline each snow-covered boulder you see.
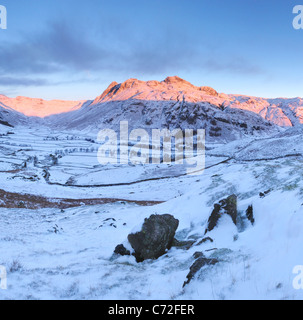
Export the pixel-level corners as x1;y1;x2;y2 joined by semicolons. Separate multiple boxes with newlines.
205;195;238;234
127;214;179;262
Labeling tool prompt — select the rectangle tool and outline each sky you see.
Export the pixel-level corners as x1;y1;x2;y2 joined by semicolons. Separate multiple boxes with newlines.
0;0;302;100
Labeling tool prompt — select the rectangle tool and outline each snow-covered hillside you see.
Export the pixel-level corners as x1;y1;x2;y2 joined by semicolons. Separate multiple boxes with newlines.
0;126;303;299
48;76;303;129
1;77;303;300
0;103;29;128
0;95;85;118
38;76;283;143
2;76;303;133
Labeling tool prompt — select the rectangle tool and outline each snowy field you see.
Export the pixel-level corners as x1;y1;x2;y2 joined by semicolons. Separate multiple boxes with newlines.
1;125;303;300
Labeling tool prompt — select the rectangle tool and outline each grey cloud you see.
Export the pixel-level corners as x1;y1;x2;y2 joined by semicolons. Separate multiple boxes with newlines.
0;76;50;87
203;57;264;75
0;22;106;74
0;20;265;85
0;75;101;88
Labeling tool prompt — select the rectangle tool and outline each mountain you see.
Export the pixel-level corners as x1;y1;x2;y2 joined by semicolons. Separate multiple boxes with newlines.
0;98;29;128
91;76;303;127
2;77;303;300
92;76;219;104
46;76;281;142
0;95;85;118
2;76;303;142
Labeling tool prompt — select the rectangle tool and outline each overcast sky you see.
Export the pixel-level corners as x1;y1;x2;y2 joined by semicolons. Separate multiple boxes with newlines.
0;0;302;100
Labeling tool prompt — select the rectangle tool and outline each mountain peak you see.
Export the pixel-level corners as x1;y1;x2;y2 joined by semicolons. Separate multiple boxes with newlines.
93;76;218;104
163;76;194;86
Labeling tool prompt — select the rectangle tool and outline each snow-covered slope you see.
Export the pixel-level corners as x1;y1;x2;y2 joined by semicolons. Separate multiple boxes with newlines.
1;127;303;299
2;77;303;129
45;77;282;142
2;77;303;300
88;76;303;128
226;96;303;127
0;95;85;118
0;102;29;129
47;98;280;142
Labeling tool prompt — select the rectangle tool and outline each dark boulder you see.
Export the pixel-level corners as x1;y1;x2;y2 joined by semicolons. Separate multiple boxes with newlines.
128;214;179;262
246;205;255;225
205;195;237;234
259;189;271;198
114;244;131;256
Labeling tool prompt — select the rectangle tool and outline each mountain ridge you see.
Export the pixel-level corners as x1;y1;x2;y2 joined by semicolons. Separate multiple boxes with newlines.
0;95;86;117
1;76;303;131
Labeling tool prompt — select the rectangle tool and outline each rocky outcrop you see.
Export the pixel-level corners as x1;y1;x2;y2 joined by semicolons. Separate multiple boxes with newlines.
163;76;196;88
183;252;219;287
171;238;195;250
246;205;255;225
92;76;219;104
205;195;238;234
114;244;131;256
199;86;218;96
196;237;214;246
127;214;179;262
259;189;271;198
95;81;119;103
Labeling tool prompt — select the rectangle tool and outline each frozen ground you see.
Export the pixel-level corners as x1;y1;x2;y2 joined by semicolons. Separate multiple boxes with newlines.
1;125;303;300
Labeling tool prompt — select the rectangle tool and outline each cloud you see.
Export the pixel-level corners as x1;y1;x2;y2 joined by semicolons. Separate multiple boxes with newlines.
0;22;105;75
0;76;49;87
0;19;265;88
203;57;264;75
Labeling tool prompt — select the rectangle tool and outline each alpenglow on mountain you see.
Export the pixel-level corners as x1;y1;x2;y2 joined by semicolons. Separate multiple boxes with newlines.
1;76;303;141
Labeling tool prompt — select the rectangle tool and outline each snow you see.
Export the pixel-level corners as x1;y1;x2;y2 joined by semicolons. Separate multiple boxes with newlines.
1;77;303;300
0;95;85;117
0;122;303;300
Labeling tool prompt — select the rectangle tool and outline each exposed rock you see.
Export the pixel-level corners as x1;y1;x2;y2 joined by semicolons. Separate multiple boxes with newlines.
96;81;119;102
128;214;179;262
18;201;25;208
205;195;238;234
259;189;271;198
196;237;214;246
163;76;194;87
199;86;218;96
246;205;255;225
42;169;50;181
193;251;205;259
183;252;219;287
205;203;221;234
145;118;153;125
171;238;195;250
0;120;14;128
114;244;131;257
